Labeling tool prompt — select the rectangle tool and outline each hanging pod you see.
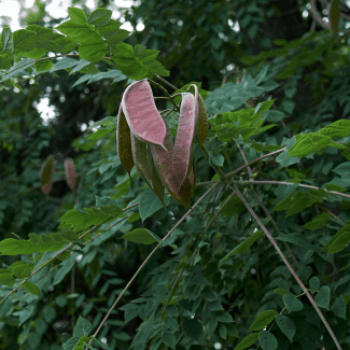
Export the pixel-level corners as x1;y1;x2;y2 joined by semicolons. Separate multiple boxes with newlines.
172;93;198;193
64;158;76;191
130;131;166;208
117;103;134;175
122;79;167;150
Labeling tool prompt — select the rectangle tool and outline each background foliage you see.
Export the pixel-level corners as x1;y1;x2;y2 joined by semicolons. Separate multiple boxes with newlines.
2;0;350;349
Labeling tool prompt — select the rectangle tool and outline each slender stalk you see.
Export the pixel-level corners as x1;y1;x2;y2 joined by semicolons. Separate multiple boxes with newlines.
204;190;236;231
225;148;285;179
155;74;178;91
88;183;219;346
232;185;342;350
148;80;180;111
196;180;220;187
236;143;253;178
230;180;350;201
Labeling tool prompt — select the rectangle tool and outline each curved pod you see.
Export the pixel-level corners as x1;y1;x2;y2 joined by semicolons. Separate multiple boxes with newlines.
172;93;198;191
122;79;167;149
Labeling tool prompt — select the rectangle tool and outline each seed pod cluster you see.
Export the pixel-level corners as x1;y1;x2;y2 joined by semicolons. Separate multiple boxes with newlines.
117;79;208;207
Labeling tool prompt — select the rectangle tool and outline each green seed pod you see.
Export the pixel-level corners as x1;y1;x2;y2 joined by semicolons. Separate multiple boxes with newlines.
117;103;134;175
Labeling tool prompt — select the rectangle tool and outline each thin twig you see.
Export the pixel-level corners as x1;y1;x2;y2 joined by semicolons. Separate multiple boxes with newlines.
88;183;219;346
148;79;180;111
225;148;285;179
309;0;330;29
155;74;178;91
232;185;342;350
231;180;350;201
204;190;236;231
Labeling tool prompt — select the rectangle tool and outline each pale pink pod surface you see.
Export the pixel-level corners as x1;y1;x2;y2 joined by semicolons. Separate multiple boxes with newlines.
64;158;76;191
42;182;52;196
150;120;178;195
172;93;197;191
117;104;134;175
122;80;167;148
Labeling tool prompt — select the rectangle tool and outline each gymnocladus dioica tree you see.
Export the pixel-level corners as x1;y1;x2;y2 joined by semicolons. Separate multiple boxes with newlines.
2;2;350;350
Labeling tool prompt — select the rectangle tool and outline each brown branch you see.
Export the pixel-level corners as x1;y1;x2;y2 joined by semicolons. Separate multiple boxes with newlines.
232;185;342;350
309;0;330;29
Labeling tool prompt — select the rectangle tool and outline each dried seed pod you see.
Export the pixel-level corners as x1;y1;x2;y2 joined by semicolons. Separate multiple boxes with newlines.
117;103;134;175
130;132;166;207
42;182;52;196
172;93;197;192
40;155;55;186
64;158;76;191
122;79;167;149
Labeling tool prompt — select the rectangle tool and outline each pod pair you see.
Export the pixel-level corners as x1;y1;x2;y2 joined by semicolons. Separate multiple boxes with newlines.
116;79;208;207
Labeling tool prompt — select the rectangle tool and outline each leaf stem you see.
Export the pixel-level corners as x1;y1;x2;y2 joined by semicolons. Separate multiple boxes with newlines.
154;74;178;91
148;79;180;111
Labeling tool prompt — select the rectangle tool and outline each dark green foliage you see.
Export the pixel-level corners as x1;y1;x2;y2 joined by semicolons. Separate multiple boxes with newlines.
1;0;350;349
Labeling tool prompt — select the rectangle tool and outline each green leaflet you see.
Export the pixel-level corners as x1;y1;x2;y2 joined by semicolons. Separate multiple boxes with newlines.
112;43;169;80
55;7;108;63
249;310;278;331
22;281;40;296
59;203;122;232
220;230;264;264
121;228;161;245
275;314;295;342
2;28;14;55
0;232;70;255
234;333;259;350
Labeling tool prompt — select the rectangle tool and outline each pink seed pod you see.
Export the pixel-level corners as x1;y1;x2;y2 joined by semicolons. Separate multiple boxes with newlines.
42;182;52;196
64;158;76;191
172;93;198;191
121;79;167;149
117;103;134;175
